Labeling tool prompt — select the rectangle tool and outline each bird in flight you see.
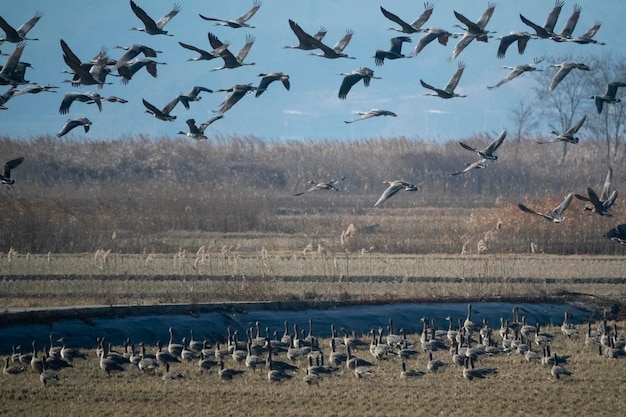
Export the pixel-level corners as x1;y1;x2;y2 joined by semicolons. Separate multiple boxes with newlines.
374;180;418;207
518;193;574;223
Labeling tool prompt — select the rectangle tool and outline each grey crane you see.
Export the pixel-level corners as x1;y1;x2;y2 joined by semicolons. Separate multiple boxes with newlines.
142;97;179;121
129;1;181;36
255;72;290;97
0;42;30;85
60;40;112;89
538;114;586;144
450;3;496;59
117;58;165;84
0;11;42;43
284;20;327;50
373;36;411;66
0;85;16;109
605;224;626;246
57;118;92;137
178;86;213;109
495;32;534;59
216;83;256;113
379;3;434;34
551;3;582;41
590;82;626;114
548;61;590;91
575;168;617;215
199;0;262;29
410;28;455;56
58;91;101;115
520;0;565;39
374;180;418;207
209;33;256;71
308;29;356;59
12;84;58;97
293;177;345;196
177;115;223;140
178;37;230;62
518;193;574;223
559;21;605;45
421;61;467;99
450;159;488;176
458;130;506;160
338;67;380;100
488;59;542;89
344;109;397;124
1;157;24;188
113;44;161;70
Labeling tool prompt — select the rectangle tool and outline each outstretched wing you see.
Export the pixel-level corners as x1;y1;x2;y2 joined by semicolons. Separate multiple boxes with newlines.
552;193;573;215
445;62;466;92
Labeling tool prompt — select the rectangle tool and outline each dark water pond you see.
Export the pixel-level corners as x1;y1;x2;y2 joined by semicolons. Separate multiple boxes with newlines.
0;302;592;354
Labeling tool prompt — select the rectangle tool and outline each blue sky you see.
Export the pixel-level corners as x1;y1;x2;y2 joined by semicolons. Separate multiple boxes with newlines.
0;0;622;142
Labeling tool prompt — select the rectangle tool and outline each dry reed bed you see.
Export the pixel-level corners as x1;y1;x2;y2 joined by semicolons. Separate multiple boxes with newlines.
1;324;624;416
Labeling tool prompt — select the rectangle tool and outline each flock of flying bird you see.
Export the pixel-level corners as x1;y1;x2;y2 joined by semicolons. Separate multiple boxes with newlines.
1;1;626;244
4;306;625;387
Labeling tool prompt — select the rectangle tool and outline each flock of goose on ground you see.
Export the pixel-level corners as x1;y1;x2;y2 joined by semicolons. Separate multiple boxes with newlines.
3;305;625;386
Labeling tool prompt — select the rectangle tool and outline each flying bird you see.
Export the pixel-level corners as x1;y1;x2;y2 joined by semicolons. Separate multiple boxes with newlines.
177;86;213;109
284;20;327;51
538;115;586;144
548;62;590;91
58;92;102;115
255;72;290;97
458;130;506;160
605;224;626;246
60;40;112;88
450;159;488;176
488;59;542;89
308;29;355;59
113;44;161;69
551;3;582;41
177;116;223;140
518;193;574;223
379;3;434;34
117;58;166;84
450;3;496;59
178;38;230;62
495;32;533;59
0;85;16;109
519;0;565;39
208;33;256;71
216;83;256;113
57;118;92;137
0;42;30;85
590;82;626;114
338;67;380;100
293;177;345;196
0;11;42;43
1;156;24;188
560;21;605;45
420;61;466;99
410;28;455;56
12;84;58;97
142;97;179;121
199;0;262;28
373;36;411;66
574;168;617;215
344;109;397;124
129;1;181;36
374;180;418;207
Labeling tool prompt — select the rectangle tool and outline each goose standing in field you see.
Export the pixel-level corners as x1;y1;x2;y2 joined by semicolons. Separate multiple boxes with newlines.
548;61;590;91
267;358;293;383
117;58;166;84
142;97;179;121
58;337;87;363
575;168;618;216
293;177;345;196
560;312;579;337
538;114;586;144
494;32;533;59
209;33;256;71
218;360;244;380
178;38;230;62
177;116;223;140
284;20;327;51
57;118;92;137
420;61;467;99
519;0;564;39
373;36;411;66
58;91;101;115
39;360;59;386
156;341;181;365
338;67;380;99
199;0;262;29
374;180;418;207
462;357;497;380
488;59;542;89
177;86;213;109
590;82;626;114
605;224;626;246
379;3;434;34
3;356;24;375
427;351;446;372
410;28;455;56
450;159;488;176
0;11;42;43
400;360;424;379
129;1;181;36
162;362;183;380
99;348;125;376
1;156;24;188
344;109;397;123
167;327;184;357
255;72;289;97
216;83;256;114
308;29;356;59
550;352;572;379
450;3;496;59
458;130;506;160
518;193;574;223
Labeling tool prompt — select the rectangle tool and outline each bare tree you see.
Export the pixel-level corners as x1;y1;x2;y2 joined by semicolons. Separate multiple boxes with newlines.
509;99;539;159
